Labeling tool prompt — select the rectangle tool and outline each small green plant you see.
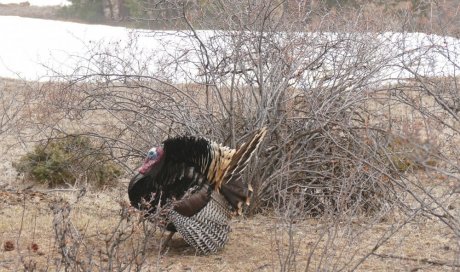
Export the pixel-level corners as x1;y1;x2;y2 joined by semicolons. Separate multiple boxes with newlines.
14;135;122;187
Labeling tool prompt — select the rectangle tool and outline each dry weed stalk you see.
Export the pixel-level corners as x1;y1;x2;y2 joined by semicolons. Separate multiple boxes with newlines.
50;190;159;271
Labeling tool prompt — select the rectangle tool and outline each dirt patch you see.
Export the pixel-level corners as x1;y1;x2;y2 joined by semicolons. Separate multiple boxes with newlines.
0;188;458;271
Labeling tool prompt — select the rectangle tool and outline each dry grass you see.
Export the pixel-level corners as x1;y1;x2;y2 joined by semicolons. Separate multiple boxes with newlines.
0;183;458;271
0;77;459;271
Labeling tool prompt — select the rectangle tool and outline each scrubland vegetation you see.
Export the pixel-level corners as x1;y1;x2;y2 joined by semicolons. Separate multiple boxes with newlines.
0;0;459;271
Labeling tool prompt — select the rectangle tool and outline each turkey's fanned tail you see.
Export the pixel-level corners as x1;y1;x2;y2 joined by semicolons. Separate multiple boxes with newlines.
220;128;267;215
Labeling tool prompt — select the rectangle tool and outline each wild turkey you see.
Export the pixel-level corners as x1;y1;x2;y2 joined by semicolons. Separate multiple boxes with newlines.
128;128;267;254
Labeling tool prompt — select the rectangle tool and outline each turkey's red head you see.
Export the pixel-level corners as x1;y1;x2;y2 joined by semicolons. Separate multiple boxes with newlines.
139;146;164;174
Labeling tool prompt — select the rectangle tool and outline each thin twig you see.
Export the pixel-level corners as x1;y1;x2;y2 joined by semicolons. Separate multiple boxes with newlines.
371;253;460;268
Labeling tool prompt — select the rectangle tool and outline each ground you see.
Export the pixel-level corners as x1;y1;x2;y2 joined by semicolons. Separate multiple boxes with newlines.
0;184;458;271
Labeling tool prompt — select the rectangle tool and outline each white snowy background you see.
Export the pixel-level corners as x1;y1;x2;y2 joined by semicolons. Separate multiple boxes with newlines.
0;1;459;84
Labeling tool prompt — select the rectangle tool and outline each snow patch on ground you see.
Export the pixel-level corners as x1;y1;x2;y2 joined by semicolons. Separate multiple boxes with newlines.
0;16;141;80
0;15;459;84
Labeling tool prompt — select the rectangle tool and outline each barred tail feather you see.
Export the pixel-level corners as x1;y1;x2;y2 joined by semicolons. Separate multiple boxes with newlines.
220;127;267;214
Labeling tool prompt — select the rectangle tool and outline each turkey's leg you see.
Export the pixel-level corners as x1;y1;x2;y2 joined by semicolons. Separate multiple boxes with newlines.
160;231;175;253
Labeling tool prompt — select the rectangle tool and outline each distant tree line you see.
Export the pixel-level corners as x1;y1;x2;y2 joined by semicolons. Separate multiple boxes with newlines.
60;0;130;23
59;0;459;32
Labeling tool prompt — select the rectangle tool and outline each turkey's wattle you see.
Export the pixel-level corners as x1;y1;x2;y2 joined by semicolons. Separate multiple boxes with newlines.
128;128;267;254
